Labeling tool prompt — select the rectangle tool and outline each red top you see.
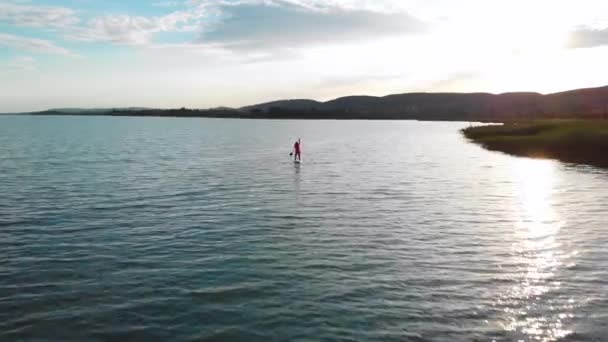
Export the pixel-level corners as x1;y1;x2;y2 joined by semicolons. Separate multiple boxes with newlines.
294;141;301;153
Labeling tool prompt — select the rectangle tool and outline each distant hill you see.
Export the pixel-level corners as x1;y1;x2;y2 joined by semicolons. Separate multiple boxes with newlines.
15;85;608;121
241;99;323;113
240;86;608;121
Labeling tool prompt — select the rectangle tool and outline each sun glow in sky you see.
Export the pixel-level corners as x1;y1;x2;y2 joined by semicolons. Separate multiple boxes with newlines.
1;0;608;112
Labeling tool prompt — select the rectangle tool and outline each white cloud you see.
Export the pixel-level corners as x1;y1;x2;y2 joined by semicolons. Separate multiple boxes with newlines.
198;2;427;51
192;0;410;13
14;56;35;70
64;7;207;45
568;26;608;49
0;1;207;46
0;56;36;72
0;0;424;51
0;2;79;29
73;15;163;45
0;33;77;56
79;0;421;49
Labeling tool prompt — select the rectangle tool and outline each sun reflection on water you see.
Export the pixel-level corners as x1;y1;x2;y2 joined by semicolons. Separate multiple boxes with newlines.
501;158;572;341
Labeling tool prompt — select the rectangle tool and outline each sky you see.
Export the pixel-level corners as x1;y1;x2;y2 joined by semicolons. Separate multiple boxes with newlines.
1;0;608;112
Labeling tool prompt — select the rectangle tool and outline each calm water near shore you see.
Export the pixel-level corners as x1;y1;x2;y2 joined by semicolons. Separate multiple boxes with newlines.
1;116;607;341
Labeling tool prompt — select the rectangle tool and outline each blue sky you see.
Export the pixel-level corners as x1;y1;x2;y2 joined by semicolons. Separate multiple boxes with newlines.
1;0;608;112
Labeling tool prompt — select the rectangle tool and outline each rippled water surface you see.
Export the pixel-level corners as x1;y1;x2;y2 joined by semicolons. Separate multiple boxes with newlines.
1;116;608;341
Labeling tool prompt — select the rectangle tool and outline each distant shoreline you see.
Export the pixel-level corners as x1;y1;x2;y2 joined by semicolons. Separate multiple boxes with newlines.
15;110;498;122
4;84;608;121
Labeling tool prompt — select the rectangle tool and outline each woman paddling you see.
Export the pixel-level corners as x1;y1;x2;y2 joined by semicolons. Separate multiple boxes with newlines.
292;138;301;161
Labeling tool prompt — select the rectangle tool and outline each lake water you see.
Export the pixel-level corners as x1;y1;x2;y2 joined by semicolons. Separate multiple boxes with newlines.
1;116;607;341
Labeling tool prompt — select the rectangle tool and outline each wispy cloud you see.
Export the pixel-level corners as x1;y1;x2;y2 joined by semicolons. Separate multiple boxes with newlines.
0;1;206;46
0;56;36;72
199;1;427;51
192;0;409;14
70;15;169;45
0;33;77;56
65;7;207;45
0;2;79;29
0;0;425;53
14;56;35;71
568;26;608;48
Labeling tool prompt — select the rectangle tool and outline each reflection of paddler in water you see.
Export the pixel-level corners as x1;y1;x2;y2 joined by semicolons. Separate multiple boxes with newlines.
290;138;302;161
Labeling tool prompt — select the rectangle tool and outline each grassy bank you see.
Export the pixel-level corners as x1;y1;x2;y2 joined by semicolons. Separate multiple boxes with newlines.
462;120;608;168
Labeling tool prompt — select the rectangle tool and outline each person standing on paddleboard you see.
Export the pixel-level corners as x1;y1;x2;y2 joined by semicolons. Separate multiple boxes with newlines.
293;139;301;161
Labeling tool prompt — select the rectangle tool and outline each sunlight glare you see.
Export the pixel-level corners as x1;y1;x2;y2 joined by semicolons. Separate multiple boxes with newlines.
503;158;571;342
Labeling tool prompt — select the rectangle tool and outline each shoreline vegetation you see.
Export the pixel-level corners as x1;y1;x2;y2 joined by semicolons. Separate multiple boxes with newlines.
462;120;608;168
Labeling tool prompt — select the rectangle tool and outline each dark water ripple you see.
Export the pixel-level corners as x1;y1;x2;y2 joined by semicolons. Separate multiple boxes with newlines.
1;116;608;341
